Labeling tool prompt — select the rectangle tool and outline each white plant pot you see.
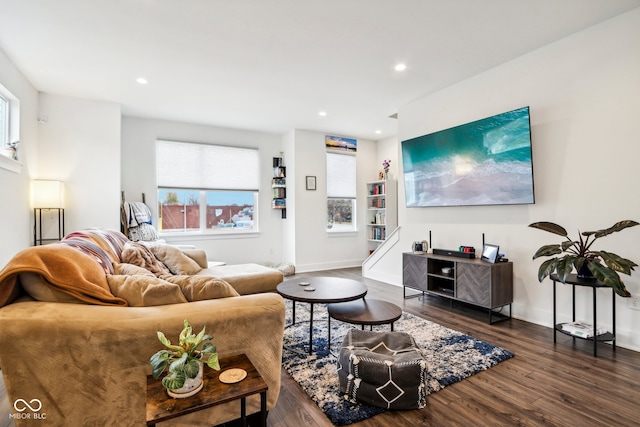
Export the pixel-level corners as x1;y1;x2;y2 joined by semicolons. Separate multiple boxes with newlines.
167;362;204;399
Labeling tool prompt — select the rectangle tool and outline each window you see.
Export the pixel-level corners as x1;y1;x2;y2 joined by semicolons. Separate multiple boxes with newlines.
326;151;356;232
0;84;20;172
156;140;259;234
0;93;8;147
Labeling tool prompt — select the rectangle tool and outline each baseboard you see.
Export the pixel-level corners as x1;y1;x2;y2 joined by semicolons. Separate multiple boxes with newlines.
295;259;364;273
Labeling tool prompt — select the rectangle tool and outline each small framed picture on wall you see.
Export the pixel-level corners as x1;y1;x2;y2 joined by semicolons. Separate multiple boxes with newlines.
306;176;316;190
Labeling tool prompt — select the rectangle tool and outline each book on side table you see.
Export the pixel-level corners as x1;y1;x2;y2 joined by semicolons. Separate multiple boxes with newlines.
561;321;607;338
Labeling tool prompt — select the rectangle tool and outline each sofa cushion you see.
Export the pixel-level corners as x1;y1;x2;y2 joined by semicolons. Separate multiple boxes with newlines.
148;245;202;275
106;274;188;306
18;272;85;304
106;274;239;306
121;242;171;276
160;275;240;301
113;263;155;276
182;249;209;269
200;264;284;295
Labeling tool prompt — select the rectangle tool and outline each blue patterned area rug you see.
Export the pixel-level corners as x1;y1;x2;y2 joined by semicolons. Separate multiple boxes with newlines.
281;300;514;426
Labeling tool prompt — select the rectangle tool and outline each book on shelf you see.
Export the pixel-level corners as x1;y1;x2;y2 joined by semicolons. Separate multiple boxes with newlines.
370;183;385;195
561;321;607;338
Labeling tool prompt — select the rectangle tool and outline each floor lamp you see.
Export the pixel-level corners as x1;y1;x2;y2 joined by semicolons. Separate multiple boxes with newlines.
31;179;65;246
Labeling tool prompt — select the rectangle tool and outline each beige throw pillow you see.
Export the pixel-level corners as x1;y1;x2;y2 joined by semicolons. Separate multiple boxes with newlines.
160;275;239;301
113;262;155;276
19;272;85;304
106;274;188;307
149;245;202;275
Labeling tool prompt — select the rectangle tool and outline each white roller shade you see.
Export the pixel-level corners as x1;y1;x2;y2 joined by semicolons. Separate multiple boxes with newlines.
156;140;259;190
327;152;356;198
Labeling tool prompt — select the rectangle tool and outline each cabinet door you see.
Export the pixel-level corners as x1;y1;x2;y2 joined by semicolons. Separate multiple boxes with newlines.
403;253;428;292
456;263;491;307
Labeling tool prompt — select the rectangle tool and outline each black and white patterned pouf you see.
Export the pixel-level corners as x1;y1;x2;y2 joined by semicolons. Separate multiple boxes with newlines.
337;329;427;410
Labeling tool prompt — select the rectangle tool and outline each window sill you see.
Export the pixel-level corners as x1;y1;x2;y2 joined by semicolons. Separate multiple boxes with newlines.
159;230;260;241
327;230;358;237
0;154;21;173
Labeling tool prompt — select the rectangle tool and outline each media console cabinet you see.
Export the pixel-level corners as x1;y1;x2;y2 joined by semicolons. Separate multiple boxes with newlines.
403;252;513;324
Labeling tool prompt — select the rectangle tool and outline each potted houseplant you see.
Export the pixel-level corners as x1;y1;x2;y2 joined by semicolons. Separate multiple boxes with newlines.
528;220;639;297
149;319;220;398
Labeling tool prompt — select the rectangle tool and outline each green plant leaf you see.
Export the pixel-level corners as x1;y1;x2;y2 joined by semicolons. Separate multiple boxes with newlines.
206;353;220;371
529;222;568;237
149;350;170;379
595;251;638;275
169;352;188;373
560;240;578;252
537;258;557;282
532;244;562;259
555;256;575;282
585;220;639;239
157;331;183;353
184;359;201;379
162;370;186;390
180;319;192;339
200;342;217;354
588;262;631;297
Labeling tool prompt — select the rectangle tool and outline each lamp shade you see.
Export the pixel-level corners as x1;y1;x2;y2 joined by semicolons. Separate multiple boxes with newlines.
31;180;64;209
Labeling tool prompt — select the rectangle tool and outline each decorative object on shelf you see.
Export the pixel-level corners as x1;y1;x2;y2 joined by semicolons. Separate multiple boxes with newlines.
412;240;428;253
305;175;316;191
149;319;220;398
382;159;391;178
31;179;65;246
529;220;639;297
0;141;19;160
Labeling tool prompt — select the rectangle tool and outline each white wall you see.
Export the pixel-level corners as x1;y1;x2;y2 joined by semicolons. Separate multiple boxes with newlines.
37;93;121;232
0;47;38;265
120;117;285;265
388;9;640;350
287;130;377;272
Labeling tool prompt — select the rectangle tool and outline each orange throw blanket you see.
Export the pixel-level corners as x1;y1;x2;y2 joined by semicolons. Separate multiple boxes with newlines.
0;244;127;307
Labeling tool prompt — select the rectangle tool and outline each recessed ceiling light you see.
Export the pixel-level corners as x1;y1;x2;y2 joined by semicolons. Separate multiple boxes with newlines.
136;77;148;85
394;63;407;71
318;111;327;117
375;130;382;134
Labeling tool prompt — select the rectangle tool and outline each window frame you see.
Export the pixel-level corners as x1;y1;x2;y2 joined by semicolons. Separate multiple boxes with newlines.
0;83;21;173
155;140;260;236
326;151;357;233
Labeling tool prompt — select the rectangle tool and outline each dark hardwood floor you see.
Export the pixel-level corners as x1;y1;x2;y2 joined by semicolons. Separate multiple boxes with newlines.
269;268;640;427
1;267;638;426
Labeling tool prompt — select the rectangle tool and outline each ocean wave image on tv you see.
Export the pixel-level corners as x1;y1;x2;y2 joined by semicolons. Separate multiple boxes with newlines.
402;106;535;207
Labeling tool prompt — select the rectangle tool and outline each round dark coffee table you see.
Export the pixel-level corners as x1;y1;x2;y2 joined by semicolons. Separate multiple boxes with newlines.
327;299;403;351
277;277;368;354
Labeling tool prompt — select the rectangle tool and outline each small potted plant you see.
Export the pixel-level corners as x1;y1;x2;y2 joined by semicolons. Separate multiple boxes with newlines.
149;319;220;398
529;220;638;297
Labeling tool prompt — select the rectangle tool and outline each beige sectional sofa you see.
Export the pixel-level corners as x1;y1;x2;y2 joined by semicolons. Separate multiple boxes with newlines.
0;228;285;426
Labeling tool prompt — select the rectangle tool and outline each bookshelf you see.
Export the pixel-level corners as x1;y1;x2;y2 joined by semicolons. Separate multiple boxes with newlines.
272;156;286;218
366;178;397;255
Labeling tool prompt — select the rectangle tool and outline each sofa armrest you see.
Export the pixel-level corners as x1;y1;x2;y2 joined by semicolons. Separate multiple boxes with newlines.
0;293;285;426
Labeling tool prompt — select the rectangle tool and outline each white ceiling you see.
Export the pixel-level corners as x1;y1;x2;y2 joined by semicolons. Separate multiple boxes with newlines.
1;0;639;140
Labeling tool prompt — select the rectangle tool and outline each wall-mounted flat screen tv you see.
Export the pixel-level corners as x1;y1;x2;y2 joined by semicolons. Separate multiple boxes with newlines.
401;106;534;207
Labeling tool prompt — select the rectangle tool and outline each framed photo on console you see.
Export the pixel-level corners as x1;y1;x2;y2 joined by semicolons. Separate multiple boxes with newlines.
481;243;499;263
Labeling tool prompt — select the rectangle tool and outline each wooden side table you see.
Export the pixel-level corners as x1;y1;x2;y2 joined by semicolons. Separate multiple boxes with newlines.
327;299;403;351
146;353;268;427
